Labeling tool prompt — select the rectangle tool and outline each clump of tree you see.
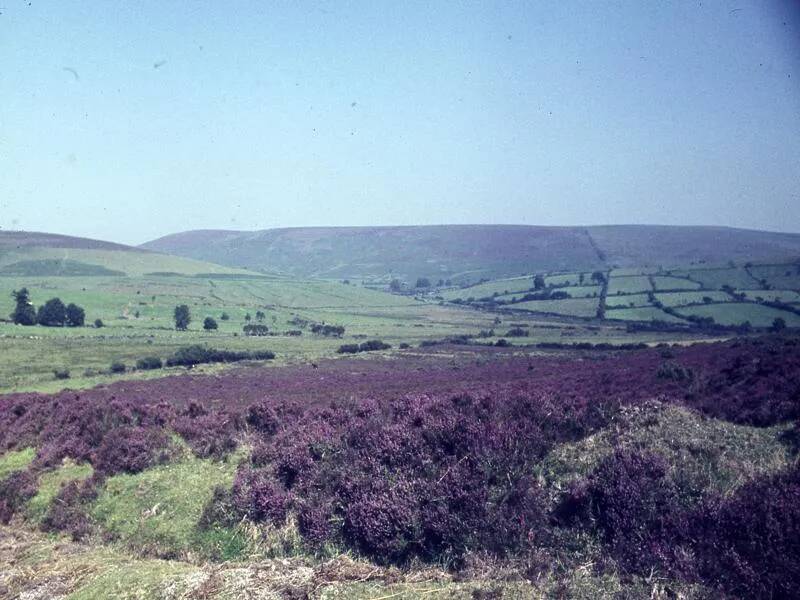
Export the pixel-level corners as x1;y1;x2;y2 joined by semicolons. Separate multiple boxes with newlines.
165;345;275;367
203;317;218;331
65;303;85;327
10;288;37;325
174;305;191;330
506;327;529;337
10;290;87;328
415;277;431;289
337;340;392;354
37;298;67;326
533;274;546;290
311;323;345;337
389;279;403;292
243;323;270;336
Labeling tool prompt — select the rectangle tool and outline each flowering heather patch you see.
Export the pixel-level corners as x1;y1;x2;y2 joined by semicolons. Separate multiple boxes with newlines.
1;336;799;592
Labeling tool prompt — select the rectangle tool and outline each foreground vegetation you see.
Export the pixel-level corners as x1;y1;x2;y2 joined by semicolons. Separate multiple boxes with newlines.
1;338;798;598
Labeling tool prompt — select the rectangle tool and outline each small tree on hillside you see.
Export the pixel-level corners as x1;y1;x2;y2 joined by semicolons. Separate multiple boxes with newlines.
591;271;607;285
533;274;546;290
11;288;37;326
38;298;67;326
415;277;431;289
203;317;218;331
255;310;266;322
174;304;191;331
389;279;403;292
771;317;786;333
65;303;85;327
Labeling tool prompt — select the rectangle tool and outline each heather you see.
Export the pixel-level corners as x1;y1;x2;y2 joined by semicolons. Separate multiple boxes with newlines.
1;337;799;595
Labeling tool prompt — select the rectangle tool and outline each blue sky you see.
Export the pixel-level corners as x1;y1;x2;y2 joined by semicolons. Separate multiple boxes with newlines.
1;0;798;244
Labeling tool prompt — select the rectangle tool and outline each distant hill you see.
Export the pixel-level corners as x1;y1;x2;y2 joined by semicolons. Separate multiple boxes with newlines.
0;230;257;277
141;225;800;283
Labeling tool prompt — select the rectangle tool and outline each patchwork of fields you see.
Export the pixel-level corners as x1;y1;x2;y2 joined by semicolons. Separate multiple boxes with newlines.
443;260;800;330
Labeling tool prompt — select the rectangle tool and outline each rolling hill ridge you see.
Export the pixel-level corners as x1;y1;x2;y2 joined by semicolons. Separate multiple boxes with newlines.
141;225;800;282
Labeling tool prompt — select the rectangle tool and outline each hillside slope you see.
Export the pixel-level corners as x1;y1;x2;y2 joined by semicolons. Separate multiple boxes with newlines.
141;225;800;282
0;231;257;277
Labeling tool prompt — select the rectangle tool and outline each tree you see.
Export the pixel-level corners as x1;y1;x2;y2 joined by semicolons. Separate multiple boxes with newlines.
94;318;104;328
65;303;85;327
220;312;230;321
591;271;606;285
10;288;37;326
244;313;252;322
389;279;403;292
771;317;786;333
174;305;191;330
38;298;67;326
533;274;545;290
203;316;218;331
415;277;431;288
255;310;266;322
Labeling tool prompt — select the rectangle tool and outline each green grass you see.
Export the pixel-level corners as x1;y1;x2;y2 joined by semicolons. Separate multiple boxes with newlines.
604;306;686;323
675;267;758;290
25;460;94;524
0;246;255;277
438;277;534;300
90;450;249;560
651;275;701;291
513;297;599;317
544;272;586;286
655;290;732;307
607;275;652;294
0;447;35;480
737;289;800;303
675;302;800;327
604;293;652;308
748;264;800;289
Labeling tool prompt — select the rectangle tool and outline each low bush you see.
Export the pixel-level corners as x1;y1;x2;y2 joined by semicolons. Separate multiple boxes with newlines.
243;323;269;336
110;361;126;374
136;356;163;370
337;340;391;354
53;369;70;380
166;345;275;367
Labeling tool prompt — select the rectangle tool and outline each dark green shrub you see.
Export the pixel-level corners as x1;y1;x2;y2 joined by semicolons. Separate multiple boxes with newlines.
136;356;163;370
110;361;126;374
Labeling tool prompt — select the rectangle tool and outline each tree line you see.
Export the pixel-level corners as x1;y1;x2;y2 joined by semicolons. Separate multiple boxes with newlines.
10;288;86;327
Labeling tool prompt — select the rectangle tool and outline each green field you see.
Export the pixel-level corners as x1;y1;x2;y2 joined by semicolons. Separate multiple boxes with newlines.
675;303;800;327
748;264;800;289
605;293;652;308
438;277;534;300
605;306;687;323
607;275;652;295
675;267;758;290
737;289;800;303
655;290;732;307
0;246;255;277
513;297;600;317
651;275;702;291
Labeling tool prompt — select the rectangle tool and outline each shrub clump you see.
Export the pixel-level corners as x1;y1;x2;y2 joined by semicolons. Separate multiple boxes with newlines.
337;340;391;354
166;345;275;367
136;356;163;370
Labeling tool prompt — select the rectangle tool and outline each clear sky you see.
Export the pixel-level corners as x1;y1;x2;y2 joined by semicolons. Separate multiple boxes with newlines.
1;1;798;245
